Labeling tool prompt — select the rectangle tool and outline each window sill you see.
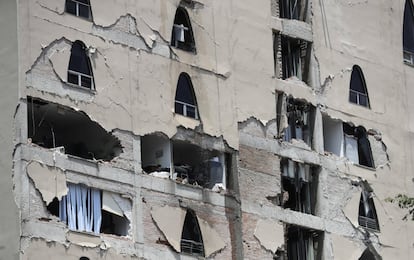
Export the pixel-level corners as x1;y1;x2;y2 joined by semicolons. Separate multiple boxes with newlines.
66;82;96;94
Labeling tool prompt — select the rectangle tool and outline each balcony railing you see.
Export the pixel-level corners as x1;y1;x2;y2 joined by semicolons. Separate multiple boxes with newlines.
358;216;379;231
181;239;204;256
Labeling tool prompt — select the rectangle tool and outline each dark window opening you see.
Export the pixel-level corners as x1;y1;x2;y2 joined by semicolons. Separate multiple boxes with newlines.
281;36;311;83
171;7;196;52
175;73;199;120
343;124;374;168
65;0;92;20
27;97;122;161
404;0;414;65
48;183;130;236
349;65;370;108
278;0;308;21
173;140;226;189
359;248;378;260
140;133;229;190
281;159;318;215
358;186;380;232
181;209;204;256
284;98;313;145
286;225;323;260
68;41;94;89
79;257;90;260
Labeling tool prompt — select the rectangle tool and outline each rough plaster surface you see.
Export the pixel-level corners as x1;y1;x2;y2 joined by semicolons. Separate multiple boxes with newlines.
253;219;284;253
26;161;68;205
330;234;364;260
197;216;226;257
151;205;187;252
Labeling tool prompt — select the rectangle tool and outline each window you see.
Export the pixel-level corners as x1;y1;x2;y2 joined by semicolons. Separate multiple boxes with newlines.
349;65;370;108
343;124;374;168
358;188;380;232
27;97;122;161
277;93;314;146
279;0;308;21
48;183;130;236
65;0;92;20
140;132;229;190
281;159;318;215
171;7;196;52
181;209;204;256
286;225;323;260
404;0;414;65
323;117;375;168
175;73;199;119
68;41;94;89
280;36;311;83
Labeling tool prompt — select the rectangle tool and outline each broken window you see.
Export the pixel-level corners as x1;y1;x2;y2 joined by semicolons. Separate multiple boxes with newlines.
172;140;226;189
343;124;374;168
175;73;199;120
279;0;308;21
349;65;370;108
181;209;204;256
322;116;375;168
358;183;380;231
65;0;92;20
171;6;196;52
286;225;323;260
404;0;414;65
140;133;229;190
68;41;94;89
48;183;130;236
27;97;122;161
141;133;172;178
277;94;314;146
280;36;311;83
281;159;318;215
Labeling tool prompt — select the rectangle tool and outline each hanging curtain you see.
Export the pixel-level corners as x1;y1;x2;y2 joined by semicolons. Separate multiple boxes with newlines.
60;183;102;234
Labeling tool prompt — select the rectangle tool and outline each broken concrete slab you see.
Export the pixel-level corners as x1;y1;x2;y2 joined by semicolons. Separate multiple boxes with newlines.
26;161;68;205
197;216;226;257
254;219;284;253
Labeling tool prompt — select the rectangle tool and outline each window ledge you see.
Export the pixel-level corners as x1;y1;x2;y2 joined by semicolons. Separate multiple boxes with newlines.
66;82;96;94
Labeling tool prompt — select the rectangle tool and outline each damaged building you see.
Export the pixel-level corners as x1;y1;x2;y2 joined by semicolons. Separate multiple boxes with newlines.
0;0;413;259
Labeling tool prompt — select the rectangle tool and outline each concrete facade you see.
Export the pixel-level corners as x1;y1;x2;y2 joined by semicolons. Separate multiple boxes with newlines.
0;0;413;259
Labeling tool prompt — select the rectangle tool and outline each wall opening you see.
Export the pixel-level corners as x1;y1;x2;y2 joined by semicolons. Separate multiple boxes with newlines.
281;159;318;215
358;182;380;232
171;6;196;52
181;209;204;257
403;0;414;65
68;41;94;89
322;116;374;168
27;97;122;161
172;140;226;189
140;132;229;190
277;94;315;147
65;0;92;20
48;183;130;236
349;65;370;108
280;36;311;84
175;73;199;120
286;225;323;260
278;0;308;21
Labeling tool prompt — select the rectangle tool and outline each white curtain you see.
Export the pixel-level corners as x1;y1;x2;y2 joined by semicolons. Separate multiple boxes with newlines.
344;134;359;164
60;183;102;234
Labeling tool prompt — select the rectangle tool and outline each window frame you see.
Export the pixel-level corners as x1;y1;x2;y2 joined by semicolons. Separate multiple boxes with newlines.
349;65;370;108
174;73;199;120
67;41;95;90
65;0;93;20
171;6;196;52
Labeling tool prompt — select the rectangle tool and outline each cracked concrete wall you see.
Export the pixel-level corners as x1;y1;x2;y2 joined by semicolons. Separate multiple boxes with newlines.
20;0;239;149
142;189;234;259
12;0;414;259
